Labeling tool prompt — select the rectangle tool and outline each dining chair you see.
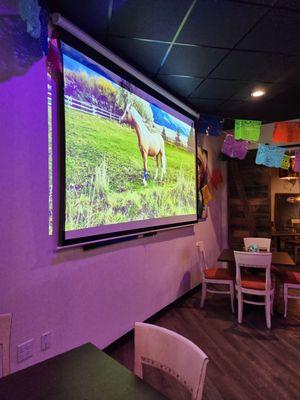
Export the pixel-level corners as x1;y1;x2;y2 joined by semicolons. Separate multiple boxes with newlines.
243;237;271;252
234;251;274;329
278;271;300;318
134;322;209;400
0;313;12;377
196;241;234;313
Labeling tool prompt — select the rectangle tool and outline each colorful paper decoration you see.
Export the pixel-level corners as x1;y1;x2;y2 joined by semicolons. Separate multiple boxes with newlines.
294;150;300;172
39;1;48;55
201;184;213;205
281;155;290;170
199;115;224;136
211;168;223;189
234;119;261;142
47;30;62;79
272;122;300;143
255;144;285;168
221;134;248;160
19;0;41;39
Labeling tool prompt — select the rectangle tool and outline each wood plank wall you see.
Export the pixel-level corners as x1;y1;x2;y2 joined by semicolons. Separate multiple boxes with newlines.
228;150;271;249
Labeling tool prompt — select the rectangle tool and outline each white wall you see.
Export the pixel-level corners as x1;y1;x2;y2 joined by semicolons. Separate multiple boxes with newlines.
0;58;227;374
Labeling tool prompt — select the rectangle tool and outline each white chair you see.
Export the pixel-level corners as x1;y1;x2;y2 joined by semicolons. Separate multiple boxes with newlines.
234;251;274;329
279;271;300;318
134;322;209;400
196;241;234;313
243;237;271;252
0;313;12;377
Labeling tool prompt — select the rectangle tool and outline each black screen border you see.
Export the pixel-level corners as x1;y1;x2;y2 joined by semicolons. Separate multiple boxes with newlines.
57;28;200;247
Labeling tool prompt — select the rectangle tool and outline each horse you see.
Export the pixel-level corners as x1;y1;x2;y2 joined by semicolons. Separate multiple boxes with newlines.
120;104;166;185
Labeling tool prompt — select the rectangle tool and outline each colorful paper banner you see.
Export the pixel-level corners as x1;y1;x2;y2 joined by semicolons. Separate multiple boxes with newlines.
201;184;213;205
199;115;224;136
221;134;248;160
281;155;290;170
235;119;261;142
255;144;285;168
211;168;223;189
273;122;300;143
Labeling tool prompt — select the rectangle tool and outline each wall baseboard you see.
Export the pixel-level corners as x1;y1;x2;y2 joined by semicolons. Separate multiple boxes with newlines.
104;284;201;354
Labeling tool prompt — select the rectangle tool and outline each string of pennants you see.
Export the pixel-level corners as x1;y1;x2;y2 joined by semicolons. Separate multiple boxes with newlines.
198;116;300;208
199;115;300;169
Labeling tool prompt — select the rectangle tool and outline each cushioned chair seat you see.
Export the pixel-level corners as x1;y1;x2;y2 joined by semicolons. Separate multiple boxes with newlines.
241;275;268;290
204;268;233;280
279;271;300;284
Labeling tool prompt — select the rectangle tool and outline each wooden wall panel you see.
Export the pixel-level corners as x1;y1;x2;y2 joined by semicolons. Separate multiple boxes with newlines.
228;150;271;250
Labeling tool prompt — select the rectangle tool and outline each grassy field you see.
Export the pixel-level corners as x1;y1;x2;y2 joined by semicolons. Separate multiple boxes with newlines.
65;108;196;230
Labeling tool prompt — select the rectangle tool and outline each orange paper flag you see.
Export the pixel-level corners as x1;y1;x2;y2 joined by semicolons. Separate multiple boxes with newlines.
273;122;300;143
201;184;213;205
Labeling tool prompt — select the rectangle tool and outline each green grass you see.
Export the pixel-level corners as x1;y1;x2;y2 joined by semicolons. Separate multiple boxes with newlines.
65;108;196;230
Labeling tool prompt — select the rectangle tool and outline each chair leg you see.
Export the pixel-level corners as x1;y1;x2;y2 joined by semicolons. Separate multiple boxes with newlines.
237;290;243;324
271;292;274;316
200;282;207;309
284;284;288;318
265;295;271;329
229;283;235;314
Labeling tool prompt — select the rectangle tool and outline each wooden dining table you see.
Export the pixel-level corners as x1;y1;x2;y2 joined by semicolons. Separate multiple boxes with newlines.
0;343;167;400
218;248;296;269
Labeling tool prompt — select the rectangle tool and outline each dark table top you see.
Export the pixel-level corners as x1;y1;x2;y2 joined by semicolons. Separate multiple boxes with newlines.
0;343;166;400
218;249;296;267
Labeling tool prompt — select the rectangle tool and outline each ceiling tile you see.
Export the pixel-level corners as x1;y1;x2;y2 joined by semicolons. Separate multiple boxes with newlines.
159;46;227;76
109;0;191;41
237;8;300;54
177;0;267;48
157;75;203;97
189;98;224;113
47;0;110;40
190;79;246;99
276;0;300;10
107;37;168;74
210;50;300;82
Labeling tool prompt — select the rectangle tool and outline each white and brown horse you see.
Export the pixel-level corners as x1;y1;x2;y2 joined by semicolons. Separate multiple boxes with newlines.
120;104;166;185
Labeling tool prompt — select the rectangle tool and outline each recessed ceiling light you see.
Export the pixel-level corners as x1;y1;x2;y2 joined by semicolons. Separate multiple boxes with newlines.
251;90;266;97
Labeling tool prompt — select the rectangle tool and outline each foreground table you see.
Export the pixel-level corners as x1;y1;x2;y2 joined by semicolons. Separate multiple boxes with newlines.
0;343;166;400
218;249;295;268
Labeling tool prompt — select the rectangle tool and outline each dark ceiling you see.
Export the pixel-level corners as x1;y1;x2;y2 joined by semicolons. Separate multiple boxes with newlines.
47;0;300;122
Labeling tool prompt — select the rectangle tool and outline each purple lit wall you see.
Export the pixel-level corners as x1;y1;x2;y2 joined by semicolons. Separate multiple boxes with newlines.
0;57;227;373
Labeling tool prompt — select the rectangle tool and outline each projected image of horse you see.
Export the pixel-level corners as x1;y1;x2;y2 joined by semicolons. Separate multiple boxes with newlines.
120;104;166;185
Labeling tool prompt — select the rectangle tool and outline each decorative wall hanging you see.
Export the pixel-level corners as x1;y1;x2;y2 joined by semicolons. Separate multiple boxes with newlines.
19;0;41;39
221;134;248;160
280;154;290;170
255;144;285;168
47;30;62;79
196;146;209;218
272;122;300;143
211;168;223;189
234;119;261;142
201;184;213;205
0;16;42;82
199;115;224;136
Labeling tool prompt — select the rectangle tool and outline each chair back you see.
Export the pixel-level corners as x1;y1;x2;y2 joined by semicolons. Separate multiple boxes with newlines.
134;322;209;400
243;237;271;252
234;251;272;291
196;241;207;281
0;314;12;377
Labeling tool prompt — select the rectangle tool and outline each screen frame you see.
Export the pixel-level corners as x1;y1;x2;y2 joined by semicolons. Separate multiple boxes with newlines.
57;29;199;247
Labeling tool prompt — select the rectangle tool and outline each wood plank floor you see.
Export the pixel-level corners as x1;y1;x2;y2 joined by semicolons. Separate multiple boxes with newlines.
107;290;300;400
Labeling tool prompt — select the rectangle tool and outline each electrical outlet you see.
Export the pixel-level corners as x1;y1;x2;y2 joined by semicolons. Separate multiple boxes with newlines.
17;339;33;363
41;331;51;351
